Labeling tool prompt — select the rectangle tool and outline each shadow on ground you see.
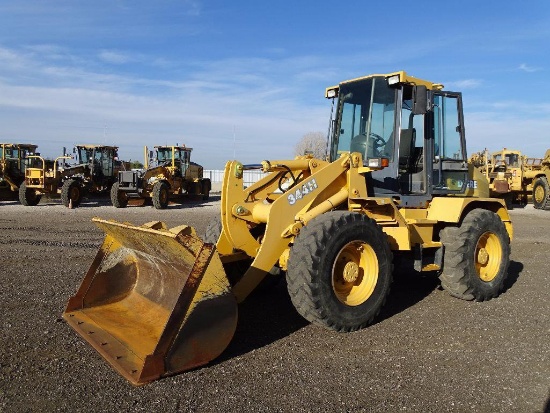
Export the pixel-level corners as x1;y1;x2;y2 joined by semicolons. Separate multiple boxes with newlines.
217;280;308;363
217;258;524;364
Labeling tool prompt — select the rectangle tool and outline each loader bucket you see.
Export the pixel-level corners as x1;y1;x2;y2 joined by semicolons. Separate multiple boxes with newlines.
63;218;237;385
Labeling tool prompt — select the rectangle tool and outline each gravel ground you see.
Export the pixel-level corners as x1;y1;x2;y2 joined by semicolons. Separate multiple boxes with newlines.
0;196;549;412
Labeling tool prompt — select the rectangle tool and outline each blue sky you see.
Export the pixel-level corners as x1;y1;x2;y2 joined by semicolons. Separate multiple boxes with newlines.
1;1;549;168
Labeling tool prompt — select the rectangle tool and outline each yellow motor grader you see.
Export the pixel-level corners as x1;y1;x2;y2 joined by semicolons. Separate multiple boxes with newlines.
19;152;73;206
21;144;122;207
64;71;513;385
110;145;211;209
0;143;38;199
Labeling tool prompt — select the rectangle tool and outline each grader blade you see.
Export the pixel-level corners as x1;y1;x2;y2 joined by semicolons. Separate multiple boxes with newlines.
63;218;237;386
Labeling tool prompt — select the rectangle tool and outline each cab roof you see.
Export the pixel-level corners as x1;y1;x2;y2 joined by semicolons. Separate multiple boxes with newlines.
75;144;118;150
0;143;38;150
325;70;444;98
154;145;193;151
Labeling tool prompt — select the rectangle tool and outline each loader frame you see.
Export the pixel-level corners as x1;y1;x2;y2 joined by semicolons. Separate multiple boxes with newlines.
64;71;514;385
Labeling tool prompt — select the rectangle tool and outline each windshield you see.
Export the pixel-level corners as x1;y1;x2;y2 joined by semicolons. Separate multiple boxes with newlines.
156;148;173;164
77;147;93;163
332;77;396;162
176;149;190;163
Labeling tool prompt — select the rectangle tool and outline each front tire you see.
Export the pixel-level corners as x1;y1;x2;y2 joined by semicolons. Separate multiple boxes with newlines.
61;179;83;208
286;211;393;332
110;182;128;208
532;177;550;210
19;183;41;206
439;209;511;301
152;181;169;209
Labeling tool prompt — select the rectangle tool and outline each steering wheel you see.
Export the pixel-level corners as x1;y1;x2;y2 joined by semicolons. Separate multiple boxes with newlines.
369;133;386;150
350;132;386;156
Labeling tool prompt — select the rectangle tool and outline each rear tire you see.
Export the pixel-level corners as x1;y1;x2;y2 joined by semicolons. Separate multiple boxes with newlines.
152;181;169;209
202;181;210;201
439;209;511;301
532;177;550;210
61;179;82;208
286;211;393;332
110;182;128;208
18;183;41;206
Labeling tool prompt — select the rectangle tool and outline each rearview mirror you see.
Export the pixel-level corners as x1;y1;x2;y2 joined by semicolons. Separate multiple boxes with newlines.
412;85;428;115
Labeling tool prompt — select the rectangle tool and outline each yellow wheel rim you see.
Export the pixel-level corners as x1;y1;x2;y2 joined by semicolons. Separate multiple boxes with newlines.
475;231;502;282
332;241;378;306
534;185;545;204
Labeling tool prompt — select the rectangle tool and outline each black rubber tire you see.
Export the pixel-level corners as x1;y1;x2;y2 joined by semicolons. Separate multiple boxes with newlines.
439;209;511;301
286;211;393;332
61;179;83;208
18;182;41;206
110;182;128;208
152;181;169;209
532;177;550;210
202;181;210;201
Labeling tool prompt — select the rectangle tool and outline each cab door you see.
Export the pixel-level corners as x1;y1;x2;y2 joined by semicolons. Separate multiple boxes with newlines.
431;91;469;194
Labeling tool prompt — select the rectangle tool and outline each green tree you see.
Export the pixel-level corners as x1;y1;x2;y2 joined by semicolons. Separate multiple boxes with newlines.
130;160;144;169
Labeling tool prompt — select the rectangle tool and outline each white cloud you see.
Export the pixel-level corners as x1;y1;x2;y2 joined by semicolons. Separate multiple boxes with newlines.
0;45;330;168
518;63;541;73
465;111;550;158
445;79;482;89
98;50;133;65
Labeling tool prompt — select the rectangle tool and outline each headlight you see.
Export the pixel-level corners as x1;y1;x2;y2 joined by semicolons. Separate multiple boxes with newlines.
367;157;389;169
368;158;381;168
326;88;338;98
386;74;400;86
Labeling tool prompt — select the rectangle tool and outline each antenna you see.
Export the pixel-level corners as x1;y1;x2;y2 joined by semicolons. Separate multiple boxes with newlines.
233;125;236;159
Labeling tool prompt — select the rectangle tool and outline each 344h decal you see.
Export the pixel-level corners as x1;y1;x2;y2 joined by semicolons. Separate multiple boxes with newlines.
287;178;319;205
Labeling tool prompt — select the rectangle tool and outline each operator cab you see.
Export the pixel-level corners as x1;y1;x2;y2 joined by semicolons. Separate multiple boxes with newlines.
327;71;469;207
155;146;192;177
1;143;38;174
74;145;118;178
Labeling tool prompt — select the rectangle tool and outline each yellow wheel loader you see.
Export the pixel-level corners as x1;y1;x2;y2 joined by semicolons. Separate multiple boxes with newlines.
64;71;513;385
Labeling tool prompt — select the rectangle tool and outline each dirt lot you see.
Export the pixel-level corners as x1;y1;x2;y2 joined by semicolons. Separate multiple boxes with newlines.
0;196;549;412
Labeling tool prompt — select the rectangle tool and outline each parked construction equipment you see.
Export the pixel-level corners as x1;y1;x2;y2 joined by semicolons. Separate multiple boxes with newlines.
64;71;513;385
471;147;550;209
21;144;123;207
110;145;211;209
19;152;72;206
0;143;38;199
